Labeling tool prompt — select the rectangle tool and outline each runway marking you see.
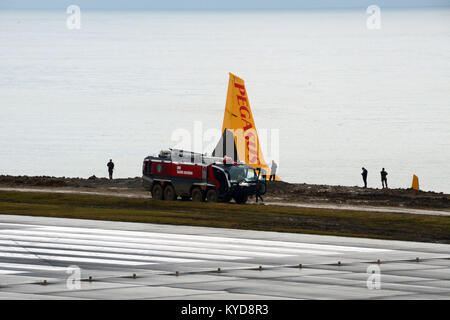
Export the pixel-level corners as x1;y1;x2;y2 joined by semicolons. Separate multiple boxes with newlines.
0;269;25;275
0;222;392;277
40;225;384;251
0;223;389;253
0;230;351;256
0;251;153;266
0;239;248;261
0;234;297;260
0;244;204;264
0;262;70;271
0;234;290;258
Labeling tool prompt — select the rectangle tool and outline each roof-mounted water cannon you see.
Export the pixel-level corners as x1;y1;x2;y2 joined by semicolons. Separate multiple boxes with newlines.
158;150;171;159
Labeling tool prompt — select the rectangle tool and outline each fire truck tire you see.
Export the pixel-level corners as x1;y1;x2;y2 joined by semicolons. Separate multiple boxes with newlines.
234;194;248;204
151;184;163;200
205;189;218;202
191;188;204;202
163;184;177;201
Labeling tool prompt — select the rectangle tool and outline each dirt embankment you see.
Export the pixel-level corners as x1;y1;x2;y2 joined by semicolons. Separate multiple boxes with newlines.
0;175;143;189
0;175;449;211
265;181;450;210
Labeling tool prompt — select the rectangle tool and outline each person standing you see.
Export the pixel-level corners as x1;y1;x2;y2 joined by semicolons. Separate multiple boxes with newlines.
255;168;264;203
361;167;368;188
255;184;264;204
270;160;277;181
381;168;388;189
261;168;267;181
107;159;114;180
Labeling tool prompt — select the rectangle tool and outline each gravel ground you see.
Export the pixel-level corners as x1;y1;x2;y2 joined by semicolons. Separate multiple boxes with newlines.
0;175;448;211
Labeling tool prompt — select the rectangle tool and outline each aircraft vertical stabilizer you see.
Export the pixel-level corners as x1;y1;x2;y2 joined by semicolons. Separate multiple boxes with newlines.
213;73;279;179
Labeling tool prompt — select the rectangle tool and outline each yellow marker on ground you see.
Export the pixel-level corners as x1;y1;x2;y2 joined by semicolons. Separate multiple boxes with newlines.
412;175;419;190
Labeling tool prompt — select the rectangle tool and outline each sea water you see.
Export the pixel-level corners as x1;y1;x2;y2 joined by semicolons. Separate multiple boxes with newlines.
0;9;449;192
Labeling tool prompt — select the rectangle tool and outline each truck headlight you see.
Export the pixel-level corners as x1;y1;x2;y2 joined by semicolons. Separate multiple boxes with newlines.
239;182;250;187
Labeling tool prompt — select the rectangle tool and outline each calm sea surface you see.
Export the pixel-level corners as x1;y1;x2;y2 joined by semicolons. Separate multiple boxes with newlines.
0;9;449;192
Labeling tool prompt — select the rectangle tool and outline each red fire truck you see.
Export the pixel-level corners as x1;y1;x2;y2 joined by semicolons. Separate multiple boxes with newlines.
142;149;266;204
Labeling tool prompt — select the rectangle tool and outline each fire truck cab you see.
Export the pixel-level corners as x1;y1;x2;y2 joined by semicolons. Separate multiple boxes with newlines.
142;149;266;204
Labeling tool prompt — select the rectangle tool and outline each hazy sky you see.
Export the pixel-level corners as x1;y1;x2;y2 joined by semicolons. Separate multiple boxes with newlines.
1;0;449;10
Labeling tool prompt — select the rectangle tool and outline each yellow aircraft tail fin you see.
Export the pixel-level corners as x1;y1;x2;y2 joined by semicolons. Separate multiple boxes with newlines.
213;73;280;180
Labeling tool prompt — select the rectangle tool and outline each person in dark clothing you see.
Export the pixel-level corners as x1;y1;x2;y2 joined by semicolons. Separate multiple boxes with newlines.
361;167;368;188
381;168;388;188
255;184;264;203
107;159;114;180
255;168;264;203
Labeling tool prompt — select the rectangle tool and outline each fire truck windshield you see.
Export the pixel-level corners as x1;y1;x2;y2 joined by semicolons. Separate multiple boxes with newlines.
226;165;257;182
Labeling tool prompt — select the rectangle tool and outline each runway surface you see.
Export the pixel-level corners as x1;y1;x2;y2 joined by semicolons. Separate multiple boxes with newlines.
0;214;449;300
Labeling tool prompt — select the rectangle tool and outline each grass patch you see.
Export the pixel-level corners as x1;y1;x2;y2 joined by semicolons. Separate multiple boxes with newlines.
0;190;449;243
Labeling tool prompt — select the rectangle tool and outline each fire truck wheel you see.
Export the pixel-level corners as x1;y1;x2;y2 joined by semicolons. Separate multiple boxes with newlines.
163;184;177;201
205;189;218;202
151;184;163;200
191;188;203;202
